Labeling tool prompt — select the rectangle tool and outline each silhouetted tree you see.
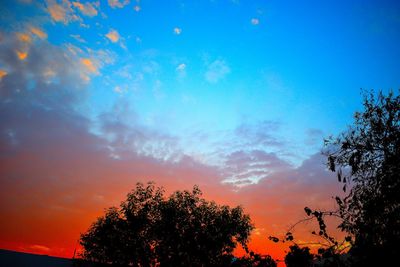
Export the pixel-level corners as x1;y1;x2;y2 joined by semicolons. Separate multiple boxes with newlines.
80;182;256;267
284;245;313;267
269;90;399;267
323;90;400;266
232;251;277;267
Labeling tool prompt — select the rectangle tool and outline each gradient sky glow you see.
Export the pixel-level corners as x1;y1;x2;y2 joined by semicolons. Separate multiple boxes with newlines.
1;0;399;264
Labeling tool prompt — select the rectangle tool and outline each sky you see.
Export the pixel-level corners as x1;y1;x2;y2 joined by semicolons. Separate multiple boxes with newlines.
0;0;399;263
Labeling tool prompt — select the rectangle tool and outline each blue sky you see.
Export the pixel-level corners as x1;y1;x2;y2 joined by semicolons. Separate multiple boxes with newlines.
0;0;399;259
2;0;400;171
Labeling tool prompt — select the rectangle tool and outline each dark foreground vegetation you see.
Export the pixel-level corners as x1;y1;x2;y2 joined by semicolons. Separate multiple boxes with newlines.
80;90;399;267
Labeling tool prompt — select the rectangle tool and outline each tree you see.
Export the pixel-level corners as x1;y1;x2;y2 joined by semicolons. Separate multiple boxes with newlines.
284;245;313;267
232;251;277;267
323;90;400;266
80;182;257;267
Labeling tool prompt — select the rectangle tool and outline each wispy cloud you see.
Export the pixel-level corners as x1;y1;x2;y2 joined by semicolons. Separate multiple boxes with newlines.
72;1;99;17
16;33;32;43
133;5;141;12
46;0;80;24
29;26;48;39
81;58;98;74
108;0;130;9
0;69;7;80
205;59;230;83
70;34;86;43
29;245;51;252
176;63;186;79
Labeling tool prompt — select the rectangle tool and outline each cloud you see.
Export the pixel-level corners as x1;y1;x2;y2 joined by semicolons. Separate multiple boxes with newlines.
16;50;28;60
46;0;80;24
108;0;130;9
176;63;186;79
251;18;259;25
0;70;7;80
0;31;93;104
222;150;292;185
81;58;98;74
176;63;186;71
70;34;86;43
105;29;120;43
173;27;182;35
133;5;141;12
16;33;32;43
114;85;124;94
234;121;284;148
29;26;48;39
72;1;99;17
205;59;230;83
29;245;51;252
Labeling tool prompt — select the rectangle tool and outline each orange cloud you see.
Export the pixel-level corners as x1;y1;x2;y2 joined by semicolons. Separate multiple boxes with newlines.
30;26;48;39
105;29;120;43
46;0;79;24
0;69;7;79
16;50;28;60
17;33;32;43
72;1;98;17
81;58;97;73
47;0;68;22
108;0;129;9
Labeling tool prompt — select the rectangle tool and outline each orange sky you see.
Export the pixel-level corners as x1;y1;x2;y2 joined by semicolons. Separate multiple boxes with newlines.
0;143;344;264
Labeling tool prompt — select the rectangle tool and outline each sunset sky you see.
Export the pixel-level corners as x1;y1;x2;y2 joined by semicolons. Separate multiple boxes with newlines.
0;0;399;263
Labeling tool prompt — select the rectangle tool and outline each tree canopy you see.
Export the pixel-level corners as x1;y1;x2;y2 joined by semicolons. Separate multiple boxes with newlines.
323;90;400;265
80;182;262;267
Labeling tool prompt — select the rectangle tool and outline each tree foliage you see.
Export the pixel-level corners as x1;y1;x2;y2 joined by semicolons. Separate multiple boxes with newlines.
284;245;313;267
232;252;277;267
269;90;399;266
80;182;260;267
323;90;400;265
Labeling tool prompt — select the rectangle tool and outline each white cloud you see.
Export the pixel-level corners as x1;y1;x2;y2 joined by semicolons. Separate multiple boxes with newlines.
205;59;230;83
251;18;259;25
173;27;182;35
114;85;125;94
176;63;186;71
176;63;187;79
